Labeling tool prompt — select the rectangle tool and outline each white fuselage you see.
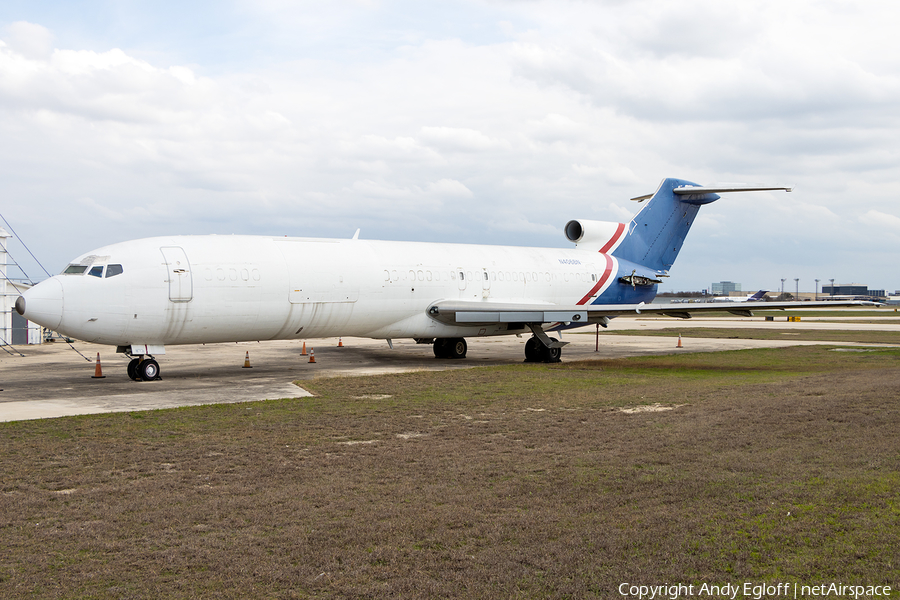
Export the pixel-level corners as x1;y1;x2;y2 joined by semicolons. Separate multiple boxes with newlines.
23;235;622;347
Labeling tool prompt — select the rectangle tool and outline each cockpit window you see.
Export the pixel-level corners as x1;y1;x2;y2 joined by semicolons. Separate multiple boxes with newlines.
63;265;88;275
106;264;124;278
88;266;104;278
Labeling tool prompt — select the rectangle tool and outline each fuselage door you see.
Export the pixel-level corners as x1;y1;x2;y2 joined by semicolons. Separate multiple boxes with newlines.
457;269;466;291
160;246;193;302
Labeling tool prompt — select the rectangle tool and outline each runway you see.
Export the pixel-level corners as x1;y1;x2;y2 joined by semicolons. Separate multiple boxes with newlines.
2;315;896;422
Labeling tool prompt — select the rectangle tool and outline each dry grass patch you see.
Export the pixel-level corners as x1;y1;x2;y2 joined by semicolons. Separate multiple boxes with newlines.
1;346;899;598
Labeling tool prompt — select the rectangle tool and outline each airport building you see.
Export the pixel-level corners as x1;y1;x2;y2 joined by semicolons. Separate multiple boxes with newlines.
1;227;41;346
711;281;741;296
822;283;886;299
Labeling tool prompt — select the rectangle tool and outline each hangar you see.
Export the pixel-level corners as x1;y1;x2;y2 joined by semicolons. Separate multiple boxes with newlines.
1;228;41;348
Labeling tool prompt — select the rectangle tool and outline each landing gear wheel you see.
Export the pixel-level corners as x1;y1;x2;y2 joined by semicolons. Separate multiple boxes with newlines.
524;337;542;363
542;346;562;363
524;336;562;363
433;338;450;359
127;358;141;381
447;338;467;359
138;359;161;381
434;338;467;359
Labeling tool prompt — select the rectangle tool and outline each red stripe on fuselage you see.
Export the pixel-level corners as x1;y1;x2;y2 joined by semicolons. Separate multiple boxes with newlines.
598;222;626;254
577;253;614;305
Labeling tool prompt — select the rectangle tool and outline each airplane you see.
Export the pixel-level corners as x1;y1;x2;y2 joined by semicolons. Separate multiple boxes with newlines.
709;290;768;303
15;177;875;381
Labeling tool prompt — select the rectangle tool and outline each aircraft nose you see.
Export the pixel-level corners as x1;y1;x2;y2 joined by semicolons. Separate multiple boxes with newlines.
19;278;64;330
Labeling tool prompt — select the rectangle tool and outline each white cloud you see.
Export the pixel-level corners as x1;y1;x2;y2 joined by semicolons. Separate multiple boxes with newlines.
605;202;634;222
860;210;900;232
1;1;899;293
527;113;583;144
426;178;472;197
419;126;509;152
3;21;54;60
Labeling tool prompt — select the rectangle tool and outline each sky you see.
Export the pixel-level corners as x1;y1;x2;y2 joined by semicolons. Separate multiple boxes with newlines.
1;0;898;293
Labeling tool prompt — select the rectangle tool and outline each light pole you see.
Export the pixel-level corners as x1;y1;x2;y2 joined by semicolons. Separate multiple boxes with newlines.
795;278;799;300
781;278;786;299
830;278;835;297
815;279;820;301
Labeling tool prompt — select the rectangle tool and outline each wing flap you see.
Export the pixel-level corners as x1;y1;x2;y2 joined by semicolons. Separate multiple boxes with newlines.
448;307;589;325
428;300;878;326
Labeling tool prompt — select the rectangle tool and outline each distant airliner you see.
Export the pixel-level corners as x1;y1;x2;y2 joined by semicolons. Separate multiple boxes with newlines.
710;290;769;303
16;178;869;381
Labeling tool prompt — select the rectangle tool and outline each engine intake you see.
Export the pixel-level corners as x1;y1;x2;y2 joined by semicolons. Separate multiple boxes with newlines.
564;219;626;250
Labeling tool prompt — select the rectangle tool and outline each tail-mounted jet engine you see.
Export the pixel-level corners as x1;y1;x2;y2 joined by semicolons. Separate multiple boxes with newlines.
564;219;625;250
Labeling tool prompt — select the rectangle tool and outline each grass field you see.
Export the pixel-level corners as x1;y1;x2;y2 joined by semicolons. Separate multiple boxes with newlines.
2;346;899;598
749;310;900;319
654;309;900;319
603;327;900;345
638;309;900;326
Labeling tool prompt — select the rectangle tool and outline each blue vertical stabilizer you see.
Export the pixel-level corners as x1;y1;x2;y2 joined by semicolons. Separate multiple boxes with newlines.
611;178;720;273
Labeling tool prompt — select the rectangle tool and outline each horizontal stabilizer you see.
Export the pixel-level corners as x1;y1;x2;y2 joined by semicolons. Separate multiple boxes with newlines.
631;184;792;202
673;185;793;195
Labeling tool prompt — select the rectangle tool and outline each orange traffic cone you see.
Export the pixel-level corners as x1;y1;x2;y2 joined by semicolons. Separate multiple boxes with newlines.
676;334;683;349
300;342;308;356
338;337;343;348
91;353;106;379
308;348;316;363
243;351;253;368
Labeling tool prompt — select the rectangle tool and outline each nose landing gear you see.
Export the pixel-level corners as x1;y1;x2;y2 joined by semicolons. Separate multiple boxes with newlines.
127;357;162;381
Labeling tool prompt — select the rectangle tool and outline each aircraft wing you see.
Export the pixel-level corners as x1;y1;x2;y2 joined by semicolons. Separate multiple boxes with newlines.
427;299;880;326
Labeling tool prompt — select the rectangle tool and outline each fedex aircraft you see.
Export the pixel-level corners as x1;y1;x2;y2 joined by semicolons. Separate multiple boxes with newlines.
16;177;864;381
709;290;769;303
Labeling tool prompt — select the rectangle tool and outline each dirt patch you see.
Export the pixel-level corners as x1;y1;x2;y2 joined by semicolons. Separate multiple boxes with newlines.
618;402;686;414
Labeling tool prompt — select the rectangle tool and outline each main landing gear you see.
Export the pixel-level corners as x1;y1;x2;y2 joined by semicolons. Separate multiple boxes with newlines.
432;334;563;363
524;336;562;363
433;337;468;359
127;357;162;381
524;324;567;363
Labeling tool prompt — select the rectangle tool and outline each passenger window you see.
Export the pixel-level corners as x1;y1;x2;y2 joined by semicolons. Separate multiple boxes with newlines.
88;266;104;278
63;265;88;275
106;264;124;278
